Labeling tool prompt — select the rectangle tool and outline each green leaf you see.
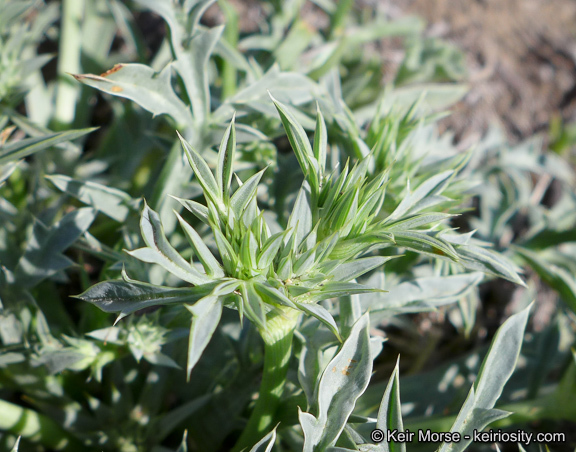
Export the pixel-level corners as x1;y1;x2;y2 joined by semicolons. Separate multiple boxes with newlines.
242;282;267;331
47;174;135;222
257;232;287;270
73;64;192;125
300;313;372;451
75;279;217;316
216;115;236;199
185;295;223;379
313;105;327;173
230;167;267;219
175;212;224;278
288;183;314;249
270;94;318;183
15;208;96;288
178;132;222;207
0;127;95;165
375;358;404;452
386;170;454;222
127;204;211;285
438;304;531;452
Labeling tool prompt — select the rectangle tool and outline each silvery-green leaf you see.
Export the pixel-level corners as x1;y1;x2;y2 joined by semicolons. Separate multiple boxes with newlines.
230;167;267;219
0;127;95;165
386;171;454;222
242;282;267;331
257;232;286;269
178;132;221;206
249;427;277;452
185;295;222;379
173;26;223;124
9;437;20;452
213;67;318;121
301;314;372;451
438;304;531;452
212;226;237;275
300;282;384;303
254;282;298;310
313;106;327;173
270;94;318;185
374;358;404;452
382;213;454;232
329;256;395;282
295;301;341;341
288;182;313;248
128;204;211;285
72;64;192;125
15;208;96;288
456;245;525;286
365;273;483;311
393;231;459;261
175;212;224;278
170;195;209;224
216;115;236;199
47;174;135;222
75;279;216;316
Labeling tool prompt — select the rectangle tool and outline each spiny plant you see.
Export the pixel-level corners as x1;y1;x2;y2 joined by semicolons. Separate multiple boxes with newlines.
77;96;530;451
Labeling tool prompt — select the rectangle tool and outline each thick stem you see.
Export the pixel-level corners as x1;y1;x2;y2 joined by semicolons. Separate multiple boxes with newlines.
53;0;85;129
232;307;300;451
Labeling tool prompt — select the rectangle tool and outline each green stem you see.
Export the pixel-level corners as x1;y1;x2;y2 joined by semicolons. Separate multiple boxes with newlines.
218;0;238;99
0;399;83;451
232;308;300;451
53;0;85;129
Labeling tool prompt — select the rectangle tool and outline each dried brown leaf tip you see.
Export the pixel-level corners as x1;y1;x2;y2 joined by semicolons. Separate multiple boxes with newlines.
100;64;124;77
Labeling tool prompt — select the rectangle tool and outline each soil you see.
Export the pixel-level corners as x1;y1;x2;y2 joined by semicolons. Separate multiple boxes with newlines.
206;0;576;146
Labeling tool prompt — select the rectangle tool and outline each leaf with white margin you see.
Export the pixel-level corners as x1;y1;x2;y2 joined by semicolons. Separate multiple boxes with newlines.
300;313;372;452
47;174;135;222
438;303;531;452
127;204;211;285
248;426;278;452
72;64;192;126
185;295;222;379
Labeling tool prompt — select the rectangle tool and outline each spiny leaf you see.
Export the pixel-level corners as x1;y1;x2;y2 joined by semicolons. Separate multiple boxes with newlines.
127;204;211;285
75;279;217;316
175;212;224;278
216;114;236;199
0;127;96;165
185;295;222;379
177;132;222;206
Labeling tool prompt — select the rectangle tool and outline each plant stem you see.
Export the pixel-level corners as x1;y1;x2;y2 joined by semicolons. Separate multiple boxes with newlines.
232;307;300;451
0;399;83;451
218;0;238;99
53;0;85;129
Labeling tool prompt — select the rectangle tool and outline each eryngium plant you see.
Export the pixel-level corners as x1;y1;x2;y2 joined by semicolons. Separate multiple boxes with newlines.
77;97;522;450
